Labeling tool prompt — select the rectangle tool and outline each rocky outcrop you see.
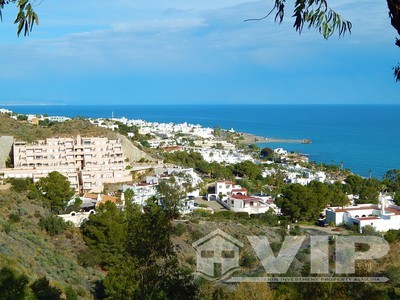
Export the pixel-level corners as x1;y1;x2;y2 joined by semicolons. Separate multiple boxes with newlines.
117;133;155;162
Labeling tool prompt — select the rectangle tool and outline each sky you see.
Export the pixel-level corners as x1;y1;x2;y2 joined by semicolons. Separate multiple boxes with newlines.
0;0;398;105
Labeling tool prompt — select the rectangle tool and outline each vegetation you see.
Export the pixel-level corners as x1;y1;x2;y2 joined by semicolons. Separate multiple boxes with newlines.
28;171;75;213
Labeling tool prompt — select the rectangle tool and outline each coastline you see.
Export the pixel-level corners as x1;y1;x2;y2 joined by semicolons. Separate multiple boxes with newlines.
240;132;312;145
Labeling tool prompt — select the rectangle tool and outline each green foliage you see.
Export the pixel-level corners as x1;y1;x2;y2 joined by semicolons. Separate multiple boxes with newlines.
65;197;82;213
16;114;28;121
230;160;262;180
260;147;275;160
156;178;187;218
81;201;126;269
39;215;68;236
29;171;75;213
124;188;134;202
383;169;400;192
344;175;381;204
276;181;347;222
384;229;400;243
83;200;197;299
30;277;62;300
9;177;32;193
65;286;78;300
261;0;351;39
0;267;29;300
8;212;21;223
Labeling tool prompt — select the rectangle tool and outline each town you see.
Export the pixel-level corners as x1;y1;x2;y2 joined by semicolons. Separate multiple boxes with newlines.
1;108;400;299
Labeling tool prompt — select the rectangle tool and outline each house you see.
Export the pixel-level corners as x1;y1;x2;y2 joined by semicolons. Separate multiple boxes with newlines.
192;229;243;280
58;210;95;227
223;195;271;215
207;180;247;200
325;194;400;232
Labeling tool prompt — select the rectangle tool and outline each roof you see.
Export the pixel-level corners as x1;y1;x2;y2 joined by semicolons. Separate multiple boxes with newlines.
333;205;400;216
357;217;380;220
231;195;262;202
232;188;248;192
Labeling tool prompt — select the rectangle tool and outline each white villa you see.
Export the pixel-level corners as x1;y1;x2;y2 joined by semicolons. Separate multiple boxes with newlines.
223;194;271;215
207;180;248;200
326;194;400;232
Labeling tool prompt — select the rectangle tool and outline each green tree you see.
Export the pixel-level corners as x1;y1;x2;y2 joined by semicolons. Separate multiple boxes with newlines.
9;177;31;193
30;277;62;300
156;177;187;218
29;171;75;213
39;214;68;236
260;147;275;160
383;169;400;192
81;201;127;269
276;183;327;221
98;202;197;299
16;114;28;121
0;267;29;300
230;161;262;180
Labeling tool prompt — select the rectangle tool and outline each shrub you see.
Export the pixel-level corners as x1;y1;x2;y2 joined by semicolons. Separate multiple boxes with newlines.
173;223;187;236
39;215;68;236
9;213;21;223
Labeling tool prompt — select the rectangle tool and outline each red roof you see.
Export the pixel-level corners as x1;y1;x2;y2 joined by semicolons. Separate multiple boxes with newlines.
231;195;261;202
232;188;248;192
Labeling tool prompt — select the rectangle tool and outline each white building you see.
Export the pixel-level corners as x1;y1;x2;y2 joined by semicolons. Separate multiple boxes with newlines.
222;195;271;215
326;194;400;232
1;135;132;193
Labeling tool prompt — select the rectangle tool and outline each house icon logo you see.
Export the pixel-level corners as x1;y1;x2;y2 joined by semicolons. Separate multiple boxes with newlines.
192;229;244;281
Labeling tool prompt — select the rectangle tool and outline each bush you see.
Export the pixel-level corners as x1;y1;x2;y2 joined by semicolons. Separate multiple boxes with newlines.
9;178;31;193
384;229;400;243
9;213;21;223
173;223;187;236
39;215;68;236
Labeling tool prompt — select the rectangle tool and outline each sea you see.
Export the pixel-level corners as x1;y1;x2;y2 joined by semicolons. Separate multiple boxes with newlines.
2;104;399;179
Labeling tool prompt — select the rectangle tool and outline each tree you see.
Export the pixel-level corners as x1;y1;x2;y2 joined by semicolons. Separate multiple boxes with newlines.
0;0;39;36
39;214;68;236
0;267;29;300
383;169;400;192
30;277;62;300
81;201;127;269
101;202;198;299
260;147;275;160
29;171;75;213
9;177;31;193
156;177;187;218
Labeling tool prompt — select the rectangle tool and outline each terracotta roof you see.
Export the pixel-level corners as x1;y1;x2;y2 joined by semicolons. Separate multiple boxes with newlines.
83;193;98;200
231;195;262;202
232;188;248;192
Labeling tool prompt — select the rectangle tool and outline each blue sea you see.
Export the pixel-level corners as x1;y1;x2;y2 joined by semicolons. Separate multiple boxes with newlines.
2;104;399;179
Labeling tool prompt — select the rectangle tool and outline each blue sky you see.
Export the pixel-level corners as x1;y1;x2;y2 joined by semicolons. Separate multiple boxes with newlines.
0;0;398;105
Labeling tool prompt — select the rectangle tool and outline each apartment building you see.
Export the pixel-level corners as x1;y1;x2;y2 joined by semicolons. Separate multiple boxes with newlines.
2;135;131;193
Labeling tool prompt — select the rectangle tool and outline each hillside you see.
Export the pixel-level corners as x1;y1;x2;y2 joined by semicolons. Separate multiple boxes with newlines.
0;188;103;299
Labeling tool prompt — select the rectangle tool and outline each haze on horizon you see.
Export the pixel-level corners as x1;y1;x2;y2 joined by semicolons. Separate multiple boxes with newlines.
0;1;398;105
